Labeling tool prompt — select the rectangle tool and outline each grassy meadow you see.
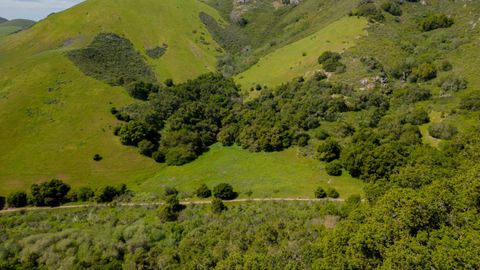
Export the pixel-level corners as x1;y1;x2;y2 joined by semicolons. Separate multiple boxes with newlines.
140;144;364;199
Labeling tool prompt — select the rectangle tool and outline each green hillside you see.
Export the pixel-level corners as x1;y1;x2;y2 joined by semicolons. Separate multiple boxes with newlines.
0;0;224;194
236;16;367;90
0;19;35;37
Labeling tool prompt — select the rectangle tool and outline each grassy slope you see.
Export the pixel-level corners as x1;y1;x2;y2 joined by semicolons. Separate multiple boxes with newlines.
235;16;367;90
140;144;364;199
0;0;224;194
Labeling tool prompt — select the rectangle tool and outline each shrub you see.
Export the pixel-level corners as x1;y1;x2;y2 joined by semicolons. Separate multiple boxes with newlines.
195;184;212;198
410;63;437;82
0;196;5;210
428;122;458;140
402;109;430;125
31;179;71;207
164;78;174;87
95;184;128;203
211;198;227;214
318;51;341;64
127;82;159;100
158;204;178;222
317;138;341;162
152;151;166;163
395;86;432;104
460;93;480;111
419;14;454;32
146;44;168;59
326;161;343;176
165;145;198;166
440;60;452;71
314;187;327;199
138;140;157;157
93;154;103;161
438;75;467;93
7;191;27;208
381;1;402;16
315;129;330;140
326;188;340;198
213;183;237;200
118;121;154;146
352;2;385;22
77;187;95;202
164;186;179;197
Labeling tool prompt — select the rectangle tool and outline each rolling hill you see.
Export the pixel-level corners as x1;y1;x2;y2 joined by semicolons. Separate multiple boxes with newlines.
0;18;35;37
0;0;225;193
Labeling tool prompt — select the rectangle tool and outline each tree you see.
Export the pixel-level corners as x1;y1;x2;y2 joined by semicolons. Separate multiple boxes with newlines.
95;184;128;203
428;122;458;140
460;92;480;111
195;184;212;198
326;161;343;176
138;139;157;157
317;138;341;162
315;187;327;199
31;179;71;207
213;183;237;200
211;198;227;214
7;191;27;208
419;14;454;32
326;188;340;198
159;194;184;222
77;187;95;202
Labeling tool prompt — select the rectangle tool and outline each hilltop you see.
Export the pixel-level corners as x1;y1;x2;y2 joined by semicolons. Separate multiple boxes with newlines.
0;18;35;37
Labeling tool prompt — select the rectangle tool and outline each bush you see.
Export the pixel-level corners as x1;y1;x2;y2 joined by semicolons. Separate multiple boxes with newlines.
314;187;327;199
195;184;212;198
118;121;154;146
381;1;402;16
326;161;343;176
7;191;27;208
127;82;159;100
138;140;157;157
346;194;362;205
152;151;165;163
211;198;227;214
419;14;454;32
395;86;432;104
410;63;437;82
438;75;467;93
146;44;168;59
213;183;237;200
165;145;198;166
326;188;340;198
317;138;341;162
93;154;102;161
31;179;71;207
77;187;95;202
402;109;430;125
95;184;128;203
440;60;452;71
318;51;341;64
352;2;385;22
460;93;480;111
0;196;5;210
428;122;458;140
164;186;179;197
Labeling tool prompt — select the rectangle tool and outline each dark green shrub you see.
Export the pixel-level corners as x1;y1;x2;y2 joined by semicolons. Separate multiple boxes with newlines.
326;188;340;198
440;60;453;71
460;92;480;111
165;145;198;166
7;191;27;208
419;14;454;32
152;151;165;163
213;183;237;200
158;204;179;222
394;86;432;104
317;138;341;162
318;51;341;64
0;196;5;210
93;154;103;161
195;184;212;198
352;2;385;22
118;121;154;146
428;122;458;140
31;179;71;207
315;129;330;140
138;140;157;157
402;109;430;125
211;198;227;214
381;1;402;16
95;184;128;203
164;186;179;197
127;82;159;100
326;161;343;176
314;187;327;198
164;78;174;87
77;187;95;202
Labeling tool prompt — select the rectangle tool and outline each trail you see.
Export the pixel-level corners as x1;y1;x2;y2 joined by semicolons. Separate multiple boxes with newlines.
0;198;344;214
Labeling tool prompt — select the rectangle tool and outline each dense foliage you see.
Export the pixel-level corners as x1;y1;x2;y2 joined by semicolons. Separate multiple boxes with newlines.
68;33;155;86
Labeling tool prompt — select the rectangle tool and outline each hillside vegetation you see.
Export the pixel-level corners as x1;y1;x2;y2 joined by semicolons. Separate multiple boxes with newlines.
0;19;35;37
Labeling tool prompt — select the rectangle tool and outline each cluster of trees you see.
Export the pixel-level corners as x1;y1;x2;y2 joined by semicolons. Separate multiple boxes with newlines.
1;180;130;209
317;51;345;73
419;13;454;32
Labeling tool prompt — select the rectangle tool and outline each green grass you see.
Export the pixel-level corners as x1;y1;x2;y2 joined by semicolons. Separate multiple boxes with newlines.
140;143;364;199
0;19;35;37
235;16;367;90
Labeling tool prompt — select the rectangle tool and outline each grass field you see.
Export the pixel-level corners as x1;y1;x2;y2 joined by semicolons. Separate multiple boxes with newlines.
235;16;367;90
0;19;35;38
140;144;364;199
